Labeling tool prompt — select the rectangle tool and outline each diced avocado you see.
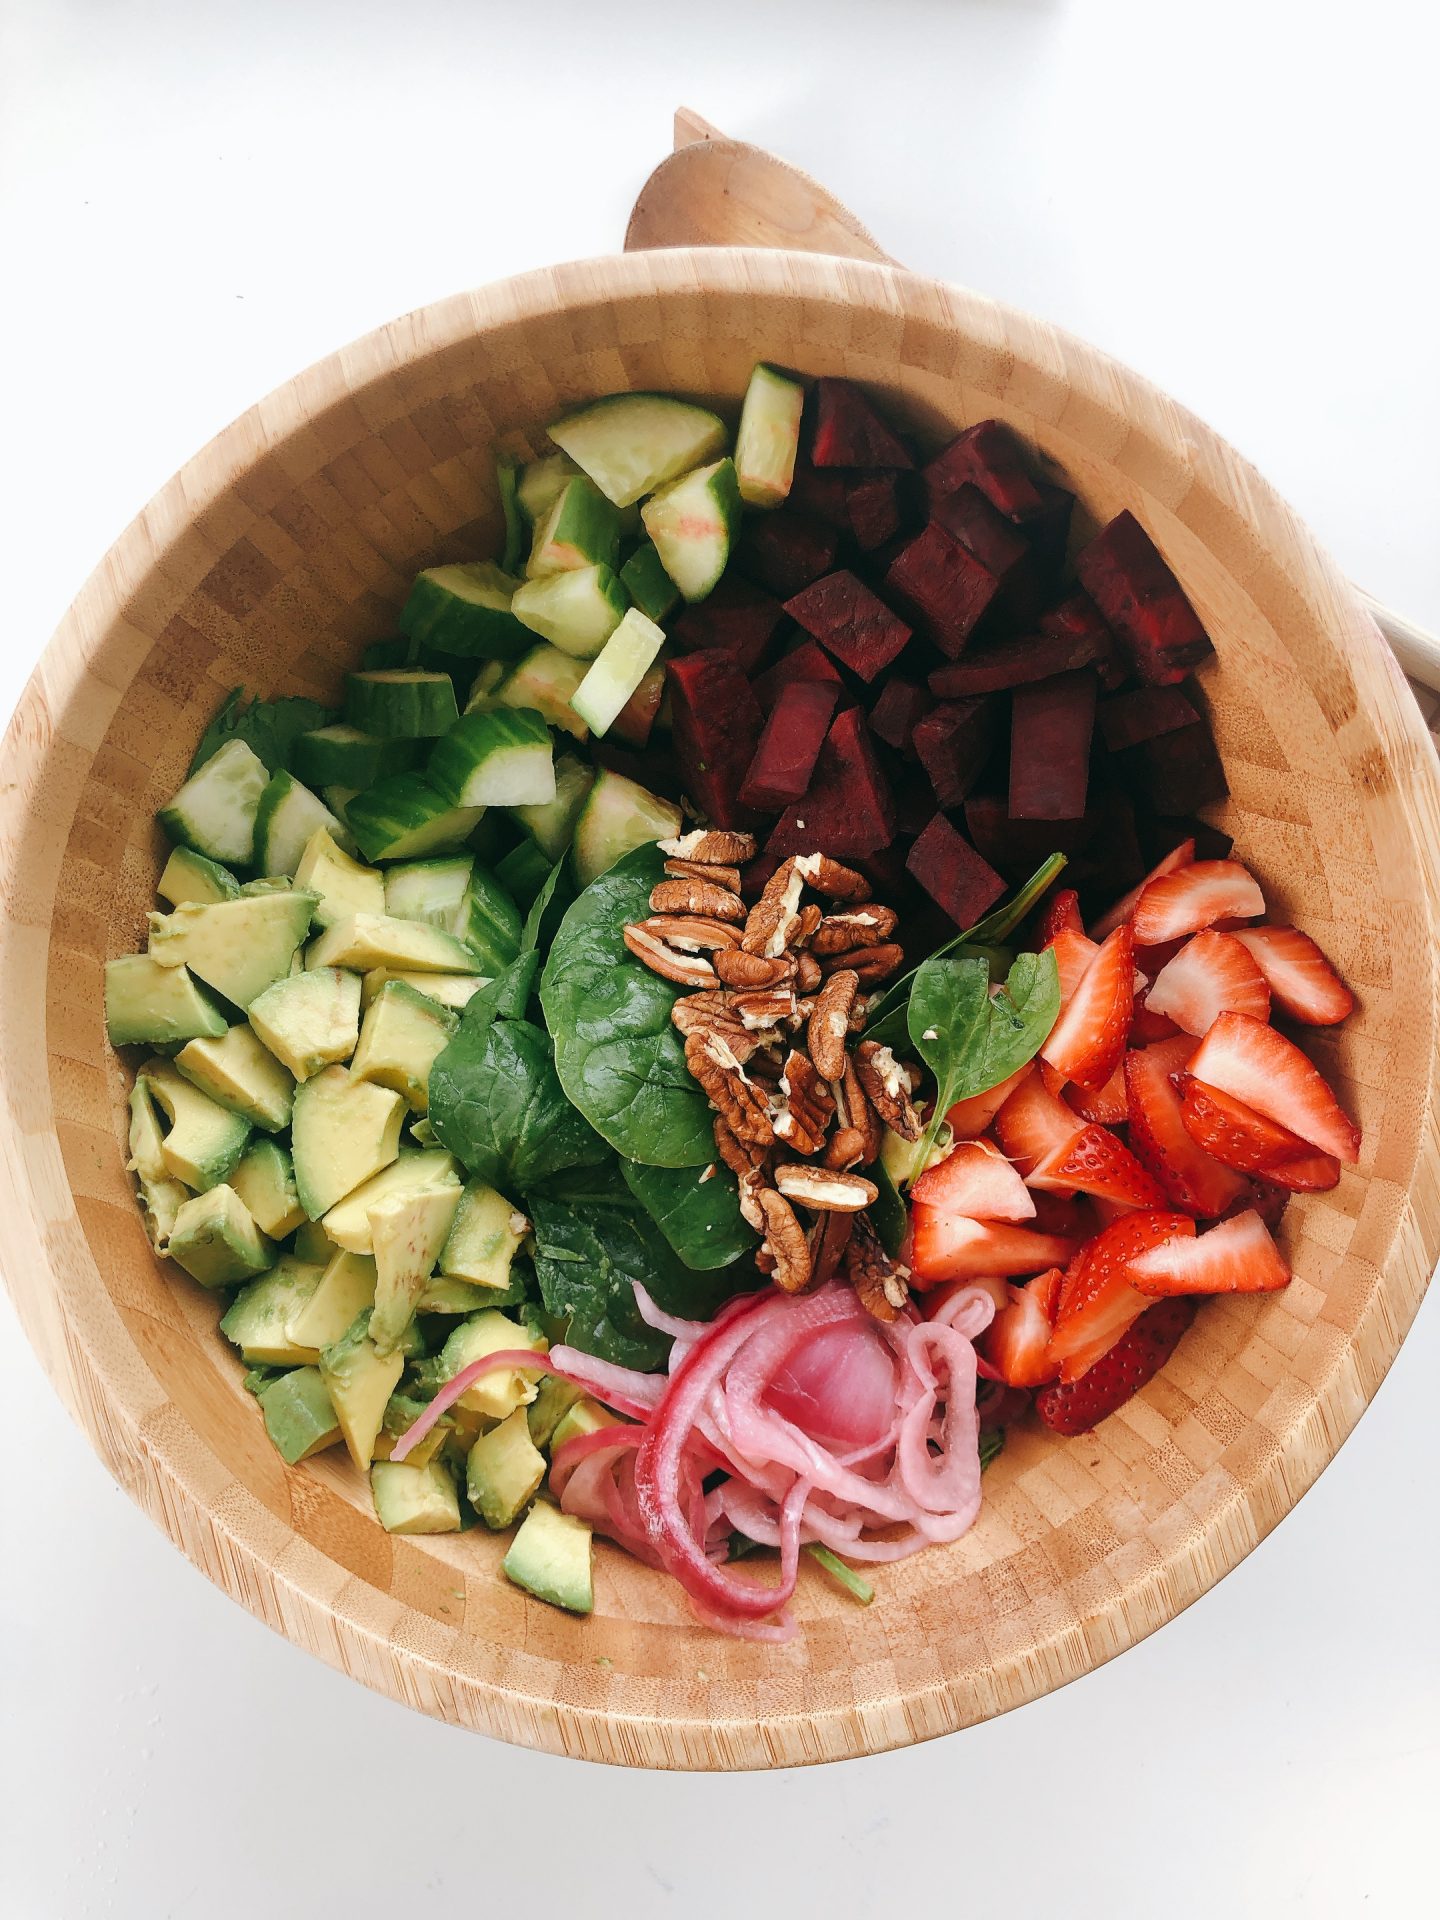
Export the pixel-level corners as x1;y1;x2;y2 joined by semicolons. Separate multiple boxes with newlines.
525;476;623;579
287;1248;377;1351
157;737;270;866
219;1257;326;1364
570;608;666;738
548;392;728;509
293;828;385;930
418;1272;524;1314
248;968;362;1079
307;912;482;976
291;1219;336;1263
382;855;473;929
571;767;682;889
147;892;317;1010
517;449;581;524
229;1138;306;1239
167;1184;273;1289
126;1080;190;1252
466;1409;545;1528
360;969;488;1013
526;1373;584;1449
156;846;241;908
105;955;229;1050
438;1182;529;1292
494;644;590;741
514;753;594;862
510;567;628;663
319;1148;460;1253
258;1366;343;1465
253;771;350;877
734;362;805;508
373;1391;451;1469
138;1059;252;1192
368;1178;463;1356
503;1501;593;1614
370;1459;461;1534
290;1066;405;1218
174;1023;295;1132
438;1310;548;1421
641;457;741;603
549;1396;625;1456
319;1312;405;1470
350;980;458;1113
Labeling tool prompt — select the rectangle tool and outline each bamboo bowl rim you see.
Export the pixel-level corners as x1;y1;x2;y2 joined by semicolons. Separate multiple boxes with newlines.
2;248;1438;1769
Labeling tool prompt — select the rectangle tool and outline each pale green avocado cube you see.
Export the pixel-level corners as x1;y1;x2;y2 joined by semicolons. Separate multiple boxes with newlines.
439;1310;547;1421
168;1184;273;1289
374;1391;452;1469
105;955;229;1050
229;1139;306;1239
219;1257;326;1364
466;1408;545;1529
503;1501;593;1614
291;1219;336;1264
307;912;482;977
287;1249;377;1353
439;1181;528;1291
138;1059;251;1192
156;846;241;908
126;1080;190;1252
416;1274;513;1314
370;1458;461;1535
290;1066;405;1219
526;1374;584;1450
360;968;488;1012
174;1022;295;1132
367;1178;463;1356
258;1366;342;1465
248;968;362;1079
350;979;458;1114
550;1396;625;1457
292;828;385;930
320;1148;460;1254
147;892;318;1009
319;1312;405;1470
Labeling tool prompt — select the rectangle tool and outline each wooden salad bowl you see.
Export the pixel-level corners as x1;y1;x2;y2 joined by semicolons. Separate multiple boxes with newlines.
3;241;1438;1770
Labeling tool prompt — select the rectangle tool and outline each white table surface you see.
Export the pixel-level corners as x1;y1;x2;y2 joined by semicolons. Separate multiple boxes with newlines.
2;3;1437;1914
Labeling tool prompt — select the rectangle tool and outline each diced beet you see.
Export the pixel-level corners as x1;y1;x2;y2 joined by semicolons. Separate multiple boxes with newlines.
1040;592;1126;691
1097;685;1201;753
928;626;1104;698
738;679;841;811
923;420;1045;520
885;522;1000;658
846;472;905;551
738;511;841;600
767;707;896;858
932;483;1031;585
808;378;914;470
666;652;765;831
906;813;1006;929
1137;813;1234;865
913;699;996;809
752;638;844;709
1124;721;1228;814
670;577;786;677
1009;671;1097;821
788;465;853;525
1065;787;1145;908
592;739;684;801
886;755;937;837
1074;510;1215;686
964;792;1101;882
1015;480;1075;583
854;843;915;905
783;570;912;683
868;676;934;754
740;851;785;901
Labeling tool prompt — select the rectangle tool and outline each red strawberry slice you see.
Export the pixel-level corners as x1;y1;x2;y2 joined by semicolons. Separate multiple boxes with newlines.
980;1269;1063;1387
1144;929;1271;1036
1260;1150;1341;1192
1128;1208;1290;1297
1232;926;1355;1026
1236;1181;1291;1233
1035;1297;1195;1434
1040;921;1135;1091
1047;926;1101;1007
945;1061;1035;1140
1187;1010;1361;1164
1065;1059;1128;1125
908;1211;1078;1286
993;1068;1084;1174
1031;1123;1169;1209
1047;1208;1195;1379
1038;887;1084;946
1125;1039;1248;1216
1027;1189;1098;1240
1131;859;1265;946
1090;837;1194;940
1178;1075;1316;1173
912;1139;1036;1221
1131;988;1182;1043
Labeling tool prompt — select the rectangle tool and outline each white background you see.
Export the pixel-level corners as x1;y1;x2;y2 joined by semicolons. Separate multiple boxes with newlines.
2;3;1437;1914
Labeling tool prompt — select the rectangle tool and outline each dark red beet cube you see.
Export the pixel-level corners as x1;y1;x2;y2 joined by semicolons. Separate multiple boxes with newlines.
788;464;853;525
846;472;905;551
739;511;841;599
854;843;915;906
1040;592;1126;691
1015;480;1074;582
808;379;914;470
738;679;841;811
913;699;996;809
666;652;765;831
1009;670;1098;821
1074;510;1215;686
885;522;1000;658
592;739;683;801
784;570;912;683
670;577;785;677
752;638;844;710
767;707;897;858
1097;684;1201;753
928;625;1105;698
868;676;933;753
1064;787;1145;906
923;420;1045;521
906;813;1006;929
932;482;1031;585
964;792;1101;882
1125;722;1228;814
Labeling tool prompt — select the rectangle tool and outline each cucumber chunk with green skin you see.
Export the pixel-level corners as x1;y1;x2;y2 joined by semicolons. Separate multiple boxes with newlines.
259;1367;342;1465
158;737;271;866
641;457;742;603
138;1059;252;1192
510;564;628;660
497;458;525;574
571;768;683;888
350;979;458;1113
292;725;422;791
618;540;681;622
291;1066;406;1219
105;955;229;1049
230;1138;306;1239
127;1081;191;1252
157;846;241;908
494;838;556;910
517;450;581;525
525;477;623;580
503;1501;593;1614
734;362;805;508
346;774;484;862
495;647;590;744
288;1249;377;1352
463;659;510;713
515;753;595;860
147;891;317;1009
320;1312;405;1470
320;1149;461;1254
248;968;362;1079
370;1459;461;1534
308;912;483;976
549;393;728;509
292;828;385;930
454;866;523;972
570;609;667;737
428;707;556;809
368;1178;463;1355
467;1409;545;1529
174;1022;296;1132
253;770;351;877
361;637;418;671
168;1183;273;1289
220;1257;327;1365
344;670;460;740
383;855;474;929
398;563;532;662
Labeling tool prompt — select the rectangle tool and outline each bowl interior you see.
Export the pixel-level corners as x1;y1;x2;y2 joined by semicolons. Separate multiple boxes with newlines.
6;250;1437;1768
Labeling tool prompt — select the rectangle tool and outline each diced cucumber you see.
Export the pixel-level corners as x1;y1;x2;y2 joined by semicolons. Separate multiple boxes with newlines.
362;637;418;670
517;450;581;525
253;771;349;878
510;564;628;660
454;866;522;973
497;457;525;574
346;774;484;861
383;855;474;929
494;839;555;910
158;737;270;866
641;457;742;603
548;393;728;508
344;670;460;739
147;892;317;1010
308;912;483;976
105;955;229;1049
370;1459;461;1534
360;969;488;1013
292;725;421;791
321;786;359;825
428;708;556;810
734;362;805;508
174;1022;296;1132
292;828;385;930
525;477;623;580
570;609;666;738
464;660;510;714
514;753;595;861
398;562;532;661
618;541;681;623
571;767;683;888
156;847;240;908
495;646;590;742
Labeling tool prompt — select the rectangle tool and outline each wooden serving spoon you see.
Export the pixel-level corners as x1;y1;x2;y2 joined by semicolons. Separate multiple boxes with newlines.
626;109;1440;731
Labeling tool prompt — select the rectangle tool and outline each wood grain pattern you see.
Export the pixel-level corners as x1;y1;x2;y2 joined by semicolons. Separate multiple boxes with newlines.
1;248;1437;1769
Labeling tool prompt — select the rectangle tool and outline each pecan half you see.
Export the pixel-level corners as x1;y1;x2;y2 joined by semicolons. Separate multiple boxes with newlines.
717;1120;769;1180
760;855;808;911
659;828;758;866
650;877;745;922
807;968;858;1081
833;1055;885;1166
713;949;795;990
795;952;823;994
740;895;798;958
791;851;871;901
809;1209;854;1287
772;1048;835;1156
823;1125;867;1171
809;906;899;955
793;902;824;946
671;990;759;1061
744;1046;784;1088
846;1214;908;1322
635;914;740;952
624;923;715;987
854;1039;923;1140
819;942;904;984
736;1165;770;1229
757;1189;812;1293
732;987;798;1030
664;857;742;892
685;1030;774;1148
774;1164;879;1212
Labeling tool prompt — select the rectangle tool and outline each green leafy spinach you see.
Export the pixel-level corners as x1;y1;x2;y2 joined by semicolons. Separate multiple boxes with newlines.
429;1015;608;1190
189;688;336;776
620;1158;757;1270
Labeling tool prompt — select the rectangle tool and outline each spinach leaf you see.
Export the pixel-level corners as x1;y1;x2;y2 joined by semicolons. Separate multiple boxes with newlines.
189;688;336;775
979;1428;1005;1471
540;844;714;1168
868;1160;909;1258
428;1016;609;1190
620;1159;757;1270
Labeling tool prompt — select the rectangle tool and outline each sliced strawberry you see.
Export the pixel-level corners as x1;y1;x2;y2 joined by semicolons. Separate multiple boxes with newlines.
1090;1195;1138;1228
1237;1181;1291;1233
1129;1208;1290;1297
1047;1209;1195;1379
1260;1149;1341;1192
1124;1039;1248;1216
1232;926;1355;1026
1040;921;1135;1091
912;1138;1036;1221
1090;837;1194;941
1027;1188;1098;1240
1065;1059;1128;1125
1035;1297;1195;1434
1037;887;1084;946
1031;1123;1169;1209
1131;989;1182;1043
1047;926;1100;1005
1144;929;1271;1037
993;1068;1084;1174
980;1269;1063;1387
1178;1075;1316;1173
908;1210;1078;1286
1187;1010;1361;1164
945;1061;1034;1140
1131;859;1265;947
